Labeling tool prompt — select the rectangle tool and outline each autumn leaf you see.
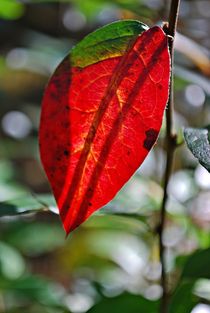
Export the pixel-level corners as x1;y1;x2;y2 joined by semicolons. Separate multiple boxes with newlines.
39;20;170;235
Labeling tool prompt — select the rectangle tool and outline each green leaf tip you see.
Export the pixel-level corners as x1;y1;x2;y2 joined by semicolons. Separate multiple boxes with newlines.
70;19;149;68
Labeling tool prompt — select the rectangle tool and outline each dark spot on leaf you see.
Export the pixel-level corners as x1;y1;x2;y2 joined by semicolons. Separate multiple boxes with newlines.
143;128;158;151
52;78;62;89
61;121;70;128
50;91;60;101
64;150;69;156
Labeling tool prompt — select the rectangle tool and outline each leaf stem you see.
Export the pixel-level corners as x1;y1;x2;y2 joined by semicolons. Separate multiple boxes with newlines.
159;1;180;313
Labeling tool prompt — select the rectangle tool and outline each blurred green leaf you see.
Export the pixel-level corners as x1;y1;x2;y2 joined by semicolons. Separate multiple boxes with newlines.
0;275;66;307
87;293;158;313
0;160;14;182
0;139;38;159
182;248;210;279
0;241;25;279
169;282;198;313
184;126;210;172
72;0;106;18
104;175;162;215
0;161;28;201
193;227;210;249
174;75;189;91
0;193;56;217
24;0;153;19
73;0;153;19
4;307;69;313
0;183;27;202
6;222;64;256
0;0;24;20
86;214;148;235
194;279;210;302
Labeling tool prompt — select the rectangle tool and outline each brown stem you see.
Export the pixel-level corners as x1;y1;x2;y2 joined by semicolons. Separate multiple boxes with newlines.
159;1;180;313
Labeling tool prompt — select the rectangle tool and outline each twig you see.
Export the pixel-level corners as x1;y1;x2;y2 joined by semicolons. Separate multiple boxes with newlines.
159;1;180;313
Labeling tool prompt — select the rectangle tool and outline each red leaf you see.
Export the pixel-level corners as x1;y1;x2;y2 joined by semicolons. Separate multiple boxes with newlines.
39;24;170;234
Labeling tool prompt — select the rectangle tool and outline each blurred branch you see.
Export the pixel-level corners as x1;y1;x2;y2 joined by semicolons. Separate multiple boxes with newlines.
159;1;181;313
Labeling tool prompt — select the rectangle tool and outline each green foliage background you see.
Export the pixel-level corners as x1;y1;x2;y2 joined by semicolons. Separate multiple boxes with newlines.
0;0;210;312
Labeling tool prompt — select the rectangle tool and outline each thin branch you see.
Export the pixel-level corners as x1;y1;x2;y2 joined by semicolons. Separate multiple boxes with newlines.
159;1;181;313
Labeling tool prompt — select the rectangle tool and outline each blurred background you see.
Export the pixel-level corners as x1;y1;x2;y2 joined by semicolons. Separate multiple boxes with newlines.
0;0;210;312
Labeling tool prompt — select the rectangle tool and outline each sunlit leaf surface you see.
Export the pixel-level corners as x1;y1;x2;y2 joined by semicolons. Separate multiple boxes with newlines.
39;20;170;234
